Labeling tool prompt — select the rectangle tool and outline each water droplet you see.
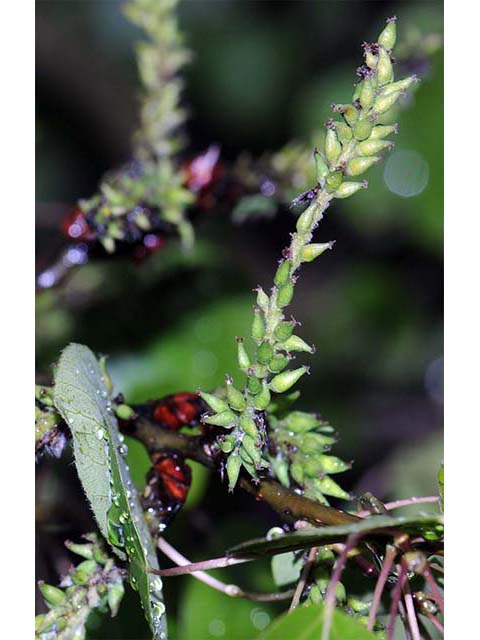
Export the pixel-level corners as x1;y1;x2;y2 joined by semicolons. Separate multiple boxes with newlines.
119;511;129;524
96;428;105;440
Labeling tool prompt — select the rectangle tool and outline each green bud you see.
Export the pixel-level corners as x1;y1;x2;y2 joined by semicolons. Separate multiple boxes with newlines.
299;432;336;454
333;103;359;126
296;203;316;232
378;16;397;50
251;308;266;343
239;414;259;439
65;541;94;560
39;583;67;608
334;181;368;199
254;364;268;379
274;321;295;342
309;584;322;604
226;378;246;411
377;46;393;86
101;237;115;254
115;404;135;421
314;150;329;182
72;559;98;585
370;124;398;139
226;453;242;490
277;282;294;307
317;547;335;564
198;391;229;414
282;335;314;354
219;434;236;453
256;287;269;312
353;118;374;141
268;354;289;373
359;76;376;110
364;48;378;70
282;411;320;432
257;341;274;364
274;260;291;287
325;128;342;166
347;598;370;614
236;338;251;371
107;581;125;617
346;156;380;177
35;614;54;634
317;454;351;474
203;410;237;428
134;211;151;231
92;545;110;565
304;457;325;477
247;374;262;395
317;476;350;500
382;75;416;95
242;435;262;465
325;171;343;191
270;366;308;393
373;91;401;115
357;139;393;156
334;121;352;144
290;462;304;484
254;384;271;410
301;242;333;262
271;454;290;487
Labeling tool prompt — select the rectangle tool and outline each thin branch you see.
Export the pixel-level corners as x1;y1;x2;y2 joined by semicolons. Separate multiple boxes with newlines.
402;565;421;640
356;496;440;518
156;537;294;602
425;611;444;635
289;547;318;611
423;563;444;615
368;544;396;631
321;533;360;640
387;563;408;640
149;555;251;576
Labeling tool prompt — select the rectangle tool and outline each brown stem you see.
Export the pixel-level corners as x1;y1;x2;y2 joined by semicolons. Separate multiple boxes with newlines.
289;547;318;611
368;544;396;631
387;563;408;640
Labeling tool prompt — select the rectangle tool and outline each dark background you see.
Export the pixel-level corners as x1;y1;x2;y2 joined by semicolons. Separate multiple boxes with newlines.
36;1;443;638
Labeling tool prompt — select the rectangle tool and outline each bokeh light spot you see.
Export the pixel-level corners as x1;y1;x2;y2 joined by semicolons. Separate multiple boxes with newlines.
251;608;270;630
208;619;226;637
383;149;429;197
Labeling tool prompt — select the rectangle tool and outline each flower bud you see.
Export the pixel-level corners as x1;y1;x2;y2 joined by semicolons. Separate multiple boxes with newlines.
314;150;329;182
253;384;271;410
359;76;376;110
226;377;246;411
198;391;229;414
325;128;342;166
274;321;295;342
317;476;350;500
378;16;397;50
39;582;67;608
268;354;289;373
353;118;374;141
357;139;393;156
296;203;316;232
334;121;352;145
282;335;314;354
271;454;290;487
332;103;359;126
107;580;125;617
219;434;236;453
72;560;98;585
301;242;333;263
282;411;320;432
346;156;380;176
274;260;291;287
376;46;393;86
370;124;398;139
334;180;368;199
363;44;378;70
309;584;322;604
382;75;416;96
92;544;109;565
257;341;274;364
236;338;251;371
373;91;401;115
239;414;259;439
277;281;294;307
115;404;135;421
317;455;351;474
226;453;242;491
247;374;262;395
256;287;269;311
242;435;262;465
270;366;308;393
203;410;237;428
290;462;304;484
65;541;94;560
251;308;266;343
325;171;343;191
299;432;336;454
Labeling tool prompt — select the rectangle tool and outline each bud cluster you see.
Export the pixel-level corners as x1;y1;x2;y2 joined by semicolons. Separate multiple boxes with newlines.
35;385;67;460
36;534;125;640
313;17;417;200
268;411;350;505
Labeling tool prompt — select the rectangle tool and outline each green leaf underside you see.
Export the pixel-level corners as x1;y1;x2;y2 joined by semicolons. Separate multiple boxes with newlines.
271;551;303;587
54;343;167;640
255;601;376;640
229;514;444;558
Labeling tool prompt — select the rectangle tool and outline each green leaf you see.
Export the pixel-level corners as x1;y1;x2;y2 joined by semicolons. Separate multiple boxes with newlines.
229;514;444;559
271;552;303;588
54;343;167;640
255;602;377;640
438;463;444;512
